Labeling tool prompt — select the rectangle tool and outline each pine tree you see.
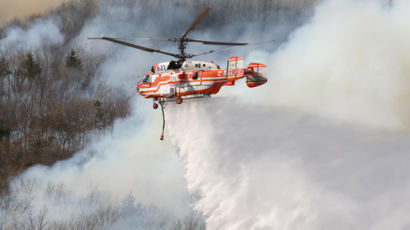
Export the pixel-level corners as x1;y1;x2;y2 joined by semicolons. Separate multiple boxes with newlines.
24;53;41;79
94;100;106;130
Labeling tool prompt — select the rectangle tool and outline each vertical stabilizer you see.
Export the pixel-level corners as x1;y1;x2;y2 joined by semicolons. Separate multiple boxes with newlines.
225;56;244;86
227;56;244;78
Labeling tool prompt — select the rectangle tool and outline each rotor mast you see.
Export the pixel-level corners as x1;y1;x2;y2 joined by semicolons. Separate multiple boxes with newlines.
178;38;188;62
176;8;211;62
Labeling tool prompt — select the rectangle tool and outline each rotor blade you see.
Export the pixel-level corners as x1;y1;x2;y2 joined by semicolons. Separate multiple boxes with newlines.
187;39;247;46
88;37;178;58
181;8;211;39
189;40;276;58
96;37;172;42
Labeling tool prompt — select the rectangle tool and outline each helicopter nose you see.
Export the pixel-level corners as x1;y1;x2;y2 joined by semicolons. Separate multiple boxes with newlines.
136;83;140;92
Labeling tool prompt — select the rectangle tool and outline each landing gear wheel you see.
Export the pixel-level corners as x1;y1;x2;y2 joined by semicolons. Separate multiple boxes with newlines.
153;102;158;109
176;96;183;104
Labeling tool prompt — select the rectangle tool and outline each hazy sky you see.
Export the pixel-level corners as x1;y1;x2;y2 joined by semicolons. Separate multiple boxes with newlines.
0;0;68;26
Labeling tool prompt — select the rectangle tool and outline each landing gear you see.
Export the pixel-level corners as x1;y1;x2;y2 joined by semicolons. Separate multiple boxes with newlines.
153;102;158;109
176;96;183;104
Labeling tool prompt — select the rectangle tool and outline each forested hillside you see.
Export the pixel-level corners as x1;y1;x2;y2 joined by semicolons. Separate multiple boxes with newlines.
0;0;128;191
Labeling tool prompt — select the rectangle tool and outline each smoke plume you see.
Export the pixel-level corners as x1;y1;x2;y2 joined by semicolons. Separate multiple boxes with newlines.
14;97;192;215
0;17;64;50
166;0;410;229
248;0;410;130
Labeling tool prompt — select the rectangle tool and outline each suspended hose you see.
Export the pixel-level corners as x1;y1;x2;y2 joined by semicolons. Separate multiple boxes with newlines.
160;102;165;140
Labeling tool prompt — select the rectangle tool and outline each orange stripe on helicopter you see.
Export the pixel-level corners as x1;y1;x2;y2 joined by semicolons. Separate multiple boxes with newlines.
146;83;225;98
140;78;230;94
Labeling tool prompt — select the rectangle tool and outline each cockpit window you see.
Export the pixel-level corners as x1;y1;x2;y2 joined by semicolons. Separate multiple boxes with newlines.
142;75;150;83
167;61;183;70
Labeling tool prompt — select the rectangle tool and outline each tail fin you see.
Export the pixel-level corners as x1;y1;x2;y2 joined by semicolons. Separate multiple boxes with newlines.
246;63;267;88
224;56;244;86
227;56;244;77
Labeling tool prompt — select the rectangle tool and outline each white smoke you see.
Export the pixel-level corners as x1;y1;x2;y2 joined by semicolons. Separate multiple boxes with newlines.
4;97;193;226
246;0;410;130
0;18;64;50
165;0;410;229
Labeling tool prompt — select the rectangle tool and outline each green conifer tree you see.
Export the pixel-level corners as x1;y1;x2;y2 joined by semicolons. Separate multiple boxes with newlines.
24;53;41;79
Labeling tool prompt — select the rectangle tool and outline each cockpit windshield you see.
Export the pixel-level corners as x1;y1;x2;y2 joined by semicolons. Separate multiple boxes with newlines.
142;75;150;83
167;61;183;70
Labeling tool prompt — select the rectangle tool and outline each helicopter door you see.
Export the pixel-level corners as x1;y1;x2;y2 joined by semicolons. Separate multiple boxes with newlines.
191;71;202;86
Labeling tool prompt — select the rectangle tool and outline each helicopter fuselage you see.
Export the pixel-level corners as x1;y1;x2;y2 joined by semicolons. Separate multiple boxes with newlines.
137;56;267;104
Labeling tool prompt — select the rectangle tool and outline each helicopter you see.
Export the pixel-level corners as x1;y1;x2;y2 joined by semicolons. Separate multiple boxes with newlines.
89;8;272;140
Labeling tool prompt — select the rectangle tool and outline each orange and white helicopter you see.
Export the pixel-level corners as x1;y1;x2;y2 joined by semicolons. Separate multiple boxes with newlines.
90;8;272;140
